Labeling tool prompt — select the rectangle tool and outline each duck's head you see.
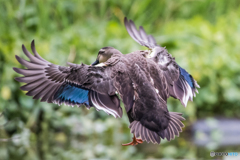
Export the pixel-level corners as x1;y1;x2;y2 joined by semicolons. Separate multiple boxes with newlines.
91;47;122;66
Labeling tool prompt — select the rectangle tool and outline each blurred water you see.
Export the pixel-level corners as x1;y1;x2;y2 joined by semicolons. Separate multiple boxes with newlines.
193;118;240;147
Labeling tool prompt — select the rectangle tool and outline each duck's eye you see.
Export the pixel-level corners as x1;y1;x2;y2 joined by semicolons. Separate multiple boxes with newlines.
99;51;105;54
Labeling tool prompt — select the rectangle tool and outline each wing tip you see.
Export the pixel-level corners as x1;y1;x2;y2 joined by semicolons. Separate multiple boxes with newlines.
15;55;22;64
12;67;18;73
181;101;187;108
15;77;25;83
124;16;128;22
14;77;20;82
13;67;24;76
31;39;35;49
21;44;28;54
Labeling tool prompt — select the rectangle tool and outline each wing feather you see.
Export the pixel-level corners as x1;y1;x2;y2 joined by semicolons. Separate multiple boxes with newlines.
125;17;200;107
124;17;159;49
14;40;122;118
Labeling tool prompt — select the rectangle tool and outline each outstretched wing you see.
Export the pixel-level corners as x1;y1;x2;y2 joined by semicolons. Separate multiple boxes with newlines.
173;66;200;106
124;17;200;107
13;40;122;118
124;17;158;49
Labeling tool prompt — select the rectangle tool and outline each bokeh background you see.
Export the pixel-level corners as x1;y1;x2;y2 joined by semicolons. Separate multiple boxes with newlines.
0;0;240;159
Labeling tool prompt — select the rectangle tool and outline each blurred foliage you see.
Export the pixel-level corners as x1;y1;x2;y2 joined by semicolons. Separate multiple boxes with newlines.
0;0;240;159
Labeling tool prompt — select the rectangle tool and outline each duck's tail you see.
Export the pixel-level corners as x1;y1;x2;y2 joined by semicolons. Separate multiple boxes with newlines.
129;112;185;144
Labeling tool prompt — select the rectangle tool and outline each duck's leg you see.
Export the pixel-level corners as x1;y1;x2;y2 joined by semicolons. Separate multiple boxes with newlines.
122;134;143;146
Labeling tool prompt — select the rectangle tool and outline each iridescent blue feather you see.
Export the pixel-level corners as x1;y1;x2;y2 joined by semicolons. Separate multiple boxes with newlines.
178;66;195;88
54;83;90;106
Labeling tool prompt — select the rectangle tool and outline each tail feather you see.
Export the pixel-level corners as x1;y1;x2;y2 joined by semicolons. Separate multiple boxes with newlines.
130;121;161;144
169;121;179;137
163;112;185;141
145;130;151;142
170;117;183;132
129;112;185;144
170;112;183;116
135;122;141;138
171;116;185;128
167;125;174;140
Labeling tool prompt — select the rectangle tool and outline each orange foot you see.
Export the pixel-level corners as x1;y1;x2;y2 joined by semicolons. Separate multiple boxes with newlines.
122;135;143;146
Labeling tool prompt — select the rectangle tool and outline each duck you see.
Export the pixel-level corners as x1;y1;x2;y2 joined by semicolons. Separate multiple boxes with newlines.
13;17;200;146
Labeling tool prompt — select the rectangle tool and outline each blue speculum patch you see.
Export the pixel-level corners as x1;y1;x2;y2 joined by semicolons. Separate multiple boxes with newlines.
179;66;194;88
54;83;89;105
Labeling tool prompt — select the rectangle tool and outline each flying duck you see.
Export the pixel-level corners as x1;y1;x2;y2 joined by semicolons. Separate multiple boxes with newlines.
13;17;200;146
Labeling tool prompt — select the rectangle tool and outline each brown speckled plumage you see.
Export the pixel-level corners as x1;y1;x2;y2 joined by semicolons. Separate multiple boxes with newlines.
13;17;200;145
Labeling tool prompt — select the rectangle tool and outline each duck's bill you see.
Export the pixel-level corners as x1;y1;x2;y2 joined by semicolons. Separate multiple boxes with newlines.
91;59;99;66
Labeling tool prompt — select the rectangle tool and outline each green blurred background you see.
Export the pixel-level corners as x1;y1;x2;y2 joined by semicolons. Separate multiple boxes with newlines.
0;0;240;159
